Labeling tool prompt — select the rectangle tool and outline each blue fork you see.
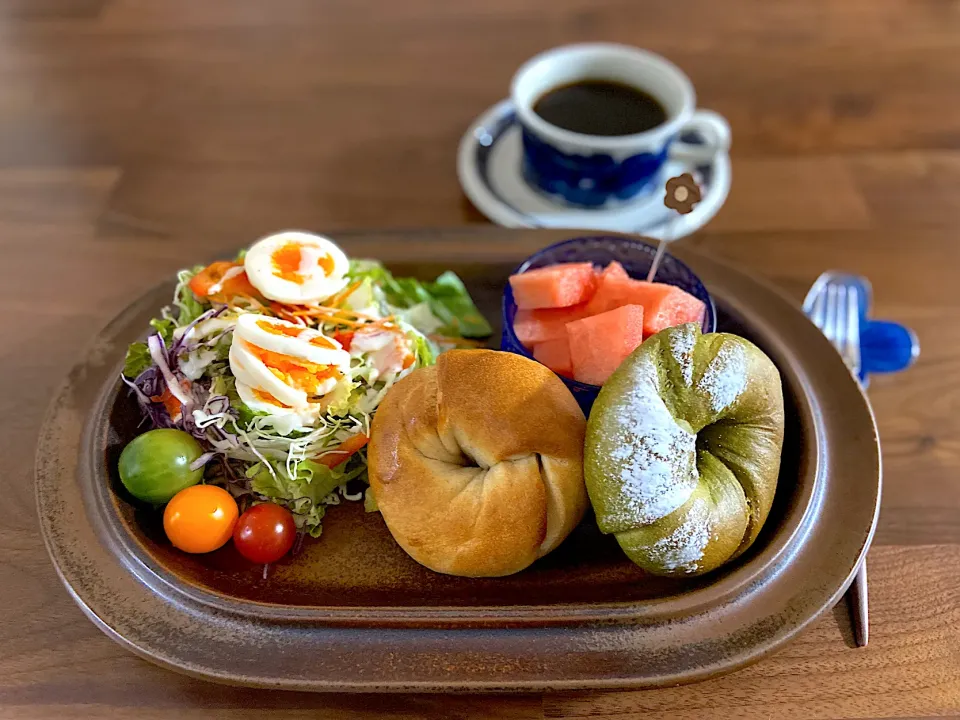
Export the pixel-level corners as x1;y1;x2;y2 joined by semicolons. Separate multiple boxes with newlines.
803;272;919;647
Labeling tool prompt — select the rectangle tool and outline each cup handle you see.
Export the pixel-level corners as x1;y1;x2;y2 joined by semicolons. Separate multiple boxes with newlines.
669;110;731;164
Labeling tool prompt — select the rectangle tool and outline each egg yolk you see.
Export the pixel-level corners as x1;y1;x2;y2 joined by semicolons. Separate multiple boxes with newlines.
252;389;292;408
244;340;341;396
309;335;337;349
255;319;338;349
270;242;335;283
257;319;304;338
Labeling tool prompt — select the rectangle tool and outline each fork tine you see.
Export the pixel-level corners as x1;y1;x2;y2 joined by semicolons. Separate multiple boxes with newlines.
846;285;862;374
835;284;847;351
837;285;854;370
824;283;840;347
810;279;863;373
810;287;828;332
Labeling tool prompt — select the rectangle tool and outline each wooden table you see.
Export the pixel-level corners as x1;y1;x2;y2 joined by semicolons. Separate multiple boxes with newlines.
2;1;959;718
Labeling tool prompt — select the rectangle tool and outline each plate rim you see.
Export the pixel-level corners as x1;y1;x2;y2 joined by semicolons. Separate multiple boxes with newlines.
35;234;880;691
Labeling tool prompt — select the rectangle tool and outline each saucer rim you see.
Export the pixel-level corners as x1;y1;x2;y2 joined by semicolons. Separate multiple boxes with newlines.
457;98;731;238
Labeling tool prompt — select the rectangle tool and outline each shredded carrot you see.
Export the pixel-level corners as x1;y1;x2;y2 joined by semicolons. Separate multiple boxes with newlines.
315;434;369;469
285;307;395;330
267;302;309;324
300;315;369;328
324;279;363;309
265;301;407;336
291;305;380;321
227;294;265;312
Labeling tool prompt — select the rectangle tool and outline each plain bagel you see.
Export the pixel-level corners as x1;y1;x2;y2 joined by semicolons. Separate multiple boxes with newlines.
368;349;588;577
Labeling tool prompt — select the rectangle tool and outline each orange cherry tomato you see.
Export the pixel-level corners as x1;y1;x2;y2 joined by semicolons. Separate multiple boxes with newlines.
189;261;260;302
163;485;239;554
316;433;369;469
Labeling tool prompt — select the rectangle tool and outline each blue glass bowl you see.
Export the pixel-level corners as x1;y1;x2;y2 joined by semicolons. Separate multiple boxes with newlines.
501;235;717;414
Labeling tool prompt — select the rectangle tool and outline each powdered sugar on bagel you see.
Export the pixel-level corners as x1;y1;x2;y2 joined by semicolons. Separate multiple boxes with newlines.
697;343;747;413
670;323;696;384
603;354;698;527
646;497;711;573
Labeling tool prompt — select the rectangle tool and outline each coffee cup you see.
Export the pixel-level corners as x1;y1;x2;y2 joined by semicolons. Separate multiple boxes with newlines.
511;43;730;208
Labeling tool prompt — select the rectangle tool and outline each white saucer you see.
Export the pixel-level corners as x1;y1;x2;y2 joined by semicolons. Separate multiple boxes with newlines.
457;99;731;240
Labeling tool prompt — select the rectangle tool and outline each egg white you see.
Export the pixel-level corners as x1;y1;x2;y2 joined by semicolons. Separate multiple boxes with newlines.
234;313;350;369
234;379;321;426
234;379;297;415
310;375;341;397
229;340;308;408
244;231;349;304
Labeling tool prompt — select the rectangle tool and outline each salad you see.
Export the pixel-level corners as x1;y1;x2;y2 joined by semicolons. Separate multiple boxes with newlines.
119;231;490;560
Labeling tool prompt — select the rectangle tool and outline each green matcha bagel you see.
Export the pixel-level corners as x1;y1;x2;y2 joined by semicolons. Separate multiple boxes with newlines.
585;323;785;576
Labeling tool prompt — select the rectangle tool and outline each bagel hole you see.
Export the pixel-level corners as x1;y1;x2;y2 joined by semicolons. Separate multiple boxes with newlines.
449;426;490;470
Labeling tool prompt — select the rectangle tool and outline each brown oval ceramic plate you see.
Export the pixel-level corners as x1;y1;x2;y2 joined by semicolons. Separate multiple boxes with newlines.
36;229;880;692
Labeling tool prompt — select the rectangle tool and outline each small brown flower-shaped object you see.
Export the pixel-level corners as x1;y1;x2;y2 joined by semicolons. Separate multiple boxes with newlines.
664;173;702;215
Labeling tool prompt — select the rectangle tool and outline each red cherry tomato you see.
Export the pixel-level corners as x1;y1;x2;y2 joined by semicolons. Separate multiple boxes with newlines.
233;503;297;564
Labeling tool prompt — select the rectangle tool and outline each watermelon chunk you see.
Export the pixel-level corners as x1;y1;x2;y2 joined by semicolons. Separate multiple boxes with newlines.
620;281;706;336
585;276;705;336
583;263;639;315
601;261;629;282
533;337;573;377
584;274;631;315
566;305;645;386
509;263;598;309
512;303;589;347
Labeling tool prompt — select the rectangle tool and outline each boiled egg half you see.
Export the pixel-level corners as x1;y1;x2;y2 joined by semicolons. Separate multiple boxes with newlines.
229;314;350;422
244;231;349;304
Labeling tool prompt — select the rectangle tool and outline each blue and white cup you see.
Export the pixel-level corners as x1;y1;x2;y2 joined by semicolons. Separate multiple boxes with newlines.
511;43;731;208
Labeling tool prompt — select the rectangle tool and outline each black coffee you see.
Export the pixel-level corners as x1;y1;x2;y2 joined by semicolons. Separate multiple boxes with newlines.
532;80;667;136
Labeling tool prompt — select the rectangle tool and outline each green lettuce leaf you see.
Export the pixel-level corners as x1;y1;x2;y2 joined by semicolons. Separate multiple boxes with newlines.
248;457;367;537
214;374;265;427
347;259;404;299
212;333;232;362
364;485;379;513
174;267;208;326
149;317;177;344
423;271;492;338
323;378;361;417
409;327;437;367
395;302;444;334
347;260;491;338
249;465;327;537
122;342;152;378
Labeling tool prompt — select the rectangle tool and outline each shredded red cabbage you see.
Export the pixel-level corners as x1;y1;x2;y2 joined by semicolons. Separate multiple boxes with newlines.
147;334;191;406
169;306;226;358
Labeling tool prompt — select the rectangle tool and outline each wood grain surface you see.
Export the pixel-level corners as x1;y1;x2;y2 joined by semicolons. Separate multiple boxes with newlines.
1;1;958;718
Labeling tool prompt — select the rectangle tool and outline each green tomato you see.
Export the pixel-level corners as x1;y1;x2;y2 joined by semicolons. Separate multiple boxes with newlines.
118;429;205;504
